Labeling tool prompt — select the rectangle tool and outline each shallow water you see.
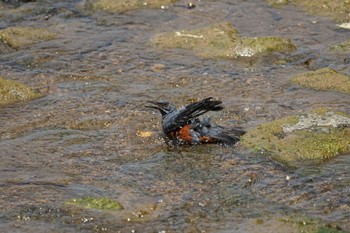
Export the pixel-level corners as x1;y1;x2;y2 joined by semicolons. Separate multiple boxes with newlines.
0;0;350;232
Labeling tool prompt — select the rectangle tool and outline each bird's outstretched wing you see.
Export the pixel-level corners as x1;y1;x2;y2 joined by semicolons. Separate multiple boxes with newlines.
164;97;223;133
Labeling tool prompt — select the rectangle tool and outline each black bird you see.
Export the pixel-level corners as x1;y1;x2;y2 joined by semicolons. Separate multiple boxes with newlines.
146;97;245;146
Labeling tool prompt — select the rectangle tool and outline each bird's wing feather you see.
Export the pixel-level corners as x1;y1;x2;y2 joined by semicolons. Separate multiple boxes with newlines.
164;97;223;133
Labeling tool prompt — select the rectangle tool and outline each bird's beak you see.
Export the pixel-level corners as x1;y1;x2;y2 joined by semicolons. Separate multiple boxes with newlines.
145;101;163;110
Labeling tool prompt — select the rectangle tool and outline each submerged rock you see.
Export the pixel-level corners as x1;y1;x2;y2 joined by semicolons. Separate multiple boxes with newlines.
0;26;56;49
241;110;350;166
291;68;350;94
152;22;296;59
268;0;350;22
234;36;296;57
329;40;350;53
0;76;42;105
0;40;15;54
85;0;178;12
266;0;289;7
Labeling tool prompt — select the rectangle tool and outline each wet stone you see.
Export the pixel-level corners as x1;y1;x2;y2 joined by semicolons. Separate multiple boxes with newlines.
0;26;57;49
0;76;42;106
337;22;350;30
0;0;35;7
85;0;178;13
241;110;350;166
268;0;350;22
152;22;296;61
329;40;350;54
291;68;350;94
0;40;15;54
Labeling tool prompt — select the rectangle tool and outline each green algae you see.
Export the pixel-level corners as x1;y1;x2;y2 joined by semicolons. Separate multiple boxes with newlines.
66;197;123;210
0;26;56;49
0;76;42;105
291;68;350;94
241;111;350;166
85;0;178;13
152;22;296;59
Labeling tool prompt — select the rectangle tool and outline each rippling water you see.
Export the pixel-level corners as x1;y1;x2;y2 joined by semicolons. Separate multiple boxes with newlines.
0;0;350;232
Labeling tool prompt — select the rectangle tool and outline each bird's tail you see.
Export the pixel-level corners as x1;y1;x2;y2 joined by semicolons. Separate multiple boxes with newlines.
211;127;246;146
196;118;245;146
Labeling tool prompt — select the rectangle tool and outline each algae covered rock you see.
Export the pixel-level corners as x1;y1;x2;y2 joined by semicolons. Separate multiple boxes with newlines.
291;68;350;94
66;197;123;210
85;0;178;12
152;22;296;59
0;76;42;105
234;36;296;57
0;26;57;49
241;110;350;166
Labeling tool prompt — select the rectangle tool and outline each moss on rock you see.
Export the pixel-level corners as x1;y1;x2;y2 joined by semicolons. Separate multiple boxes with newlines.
291;68;350;94
0;76;42;105
85;0;178;12
66;197;123;210
152;22;296;59
0;26;56;49
241;111;350;166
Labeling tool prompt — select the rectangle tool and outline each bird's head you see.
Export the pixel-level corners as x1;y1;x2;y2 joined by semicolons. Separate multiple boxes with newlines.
146;101;176;116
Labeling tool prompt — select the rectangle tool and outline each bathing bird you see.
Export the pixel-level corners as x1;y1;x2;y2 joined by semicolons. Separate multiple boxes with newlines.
146;97;245;146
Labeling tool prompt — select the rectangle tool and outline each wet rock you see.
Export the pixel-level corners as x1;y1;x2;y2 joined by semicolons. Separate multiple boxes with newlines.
151;63;165;72
0;40;15;54
84;0;178;13
1;0;36;7
14;205;72;221
280;215;347;233
291;68;350;94
234;36;296;57
65;118;114;130
267;0;289;7
241;109;350;166
152;22;296;60
136;130;154;138
337;22;350;30
329;40;350;54
66;197;123;210
0;76;42;105
0;26;56;49
268;0;350;22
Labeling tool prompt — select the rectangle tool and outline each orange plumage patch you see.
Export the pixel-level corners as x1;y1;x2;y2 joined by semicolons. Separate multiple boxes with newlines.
177;125;193;142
